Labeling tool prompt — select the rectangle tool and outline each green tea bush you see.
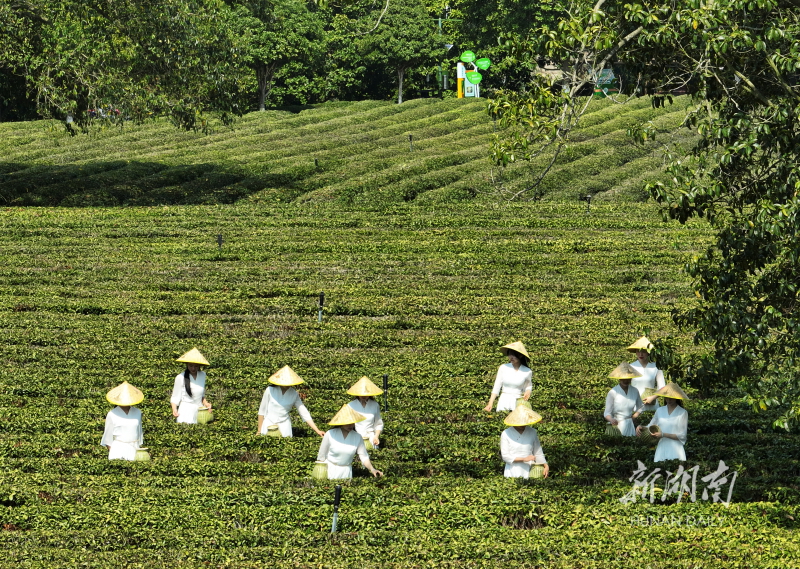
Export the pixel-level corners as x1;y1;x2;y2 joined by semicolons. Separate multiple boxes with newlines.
0;203;797;567
1;98;693;206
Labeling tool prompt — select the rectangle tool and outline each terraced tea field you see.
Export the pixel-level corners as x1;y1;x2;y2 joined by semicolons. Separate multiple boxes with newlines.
0;96;695;206
0;202;797;568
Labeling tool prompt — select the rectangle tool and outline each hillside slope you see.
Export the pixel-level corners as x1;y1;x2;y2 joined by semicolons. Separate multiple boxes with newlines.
0;97;695;206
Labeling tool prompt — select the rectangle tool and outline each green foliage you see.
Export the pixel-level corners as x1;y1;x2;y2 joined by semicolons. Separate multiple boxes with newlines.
0;97;692;206
619;0;800;429
0;0;249;131
483;0;800;429
353;0;444;104
231;0;324;111
0;202;798;566
444;0;562;90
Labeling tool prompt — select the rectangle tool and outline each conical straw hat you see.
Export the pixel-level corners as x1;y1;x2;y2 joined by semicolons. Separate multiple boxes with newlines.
609;362;642;380
329;403;366;426
268;365;304;386
175;348;210;366
504;404;543;426
627;336;654;353
500;341;531;360
106;381;144;406
347;376;384;397
656;382;689;400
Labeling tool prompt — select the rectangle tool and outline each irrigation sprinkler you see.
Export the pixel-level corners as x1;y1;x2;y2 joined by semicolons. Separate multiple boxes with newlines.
314;158;319;168
585;194;592;213
318;292;325;323
216;234;223;248
331;485;342;534
409;134;414;151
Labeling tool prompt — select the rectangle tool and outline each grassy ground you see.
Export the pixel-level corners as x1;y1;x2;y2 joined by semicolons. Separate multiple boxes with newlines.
0;202;797;568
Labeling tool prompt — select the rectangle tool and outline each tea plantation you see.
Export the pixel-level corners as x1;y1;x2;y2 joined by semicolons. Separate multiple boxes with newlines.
0;96;695;206
0;201;797;568
0;101;798;568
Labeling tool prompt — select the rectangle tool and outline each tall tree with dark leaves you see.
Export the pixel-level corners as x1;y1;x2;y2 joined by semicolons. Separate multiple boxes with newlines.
231;0;324;111
356;0;442;104
0;0;248;132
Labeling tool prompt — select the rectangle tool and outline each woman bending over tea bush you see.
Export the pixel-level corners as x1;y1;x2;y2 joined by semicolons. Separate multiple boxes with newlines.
257;366;324;438
500;404;549;479
316;404;383;480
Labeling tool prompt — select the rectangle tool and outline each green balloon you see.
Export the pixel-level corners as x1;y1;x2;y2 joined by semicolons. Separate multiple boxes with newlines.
466;71;482;84
475;58;491;70
460;51;475;63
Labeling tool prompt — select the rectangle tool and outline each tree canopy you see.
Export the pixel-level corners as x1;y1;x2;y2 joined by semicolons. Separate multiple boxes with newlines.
231;0;324;111
0;0;248;132
489;0;800;428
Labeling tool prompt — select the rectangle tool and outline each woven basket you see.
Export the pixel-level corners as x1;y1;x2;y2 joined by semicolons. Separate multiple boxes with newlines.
530;464;545;479
605;423;622;437
134;448;151;462
197;408;213;425
648;425;661;436
639;428;654;444
362;437;374;451
266;425;281;438
311;461;328;480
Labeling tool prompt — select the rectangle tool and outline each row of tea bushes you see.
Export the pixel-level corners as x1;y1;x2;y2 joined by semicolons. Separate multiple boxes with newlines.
0;97;693;206
0;202;797;566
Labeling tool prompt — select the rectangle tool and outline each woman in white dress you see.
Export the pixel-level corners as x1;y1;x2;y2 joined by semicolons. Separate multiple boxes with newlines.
346;376;384;450
603;362;644;436
170;348;213;424
316;404;383;480
484;341;533;412
637;382;689;462
627;336;666;411
101;381;144;461
257;366;324;438
500;404;549;479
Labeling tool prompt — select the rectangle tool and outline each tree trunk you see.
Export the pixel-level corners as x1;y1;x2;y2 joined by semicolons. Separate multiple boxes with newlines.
256;63;278;111
256;64;268;111
397;68;404;104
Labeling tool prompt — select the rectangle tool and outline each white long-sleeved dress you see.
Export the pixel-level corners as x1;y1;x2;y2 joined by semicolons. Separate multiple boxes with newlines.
257;386;312;437
348;399;383;442
500;426;546;479
647;405;688;462
170;370;207;424
603;385;643;436
101;406;143;460
630;361;666;411
316;428;370;479
491;363;533;412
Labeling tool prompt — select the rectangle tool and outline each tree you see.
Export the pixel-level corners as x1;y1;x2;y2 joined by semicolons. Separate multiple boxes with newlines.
0;68;37;122
231;0;324;111
444;0;561;91
486;0;654;199
0;0;249;132
356;0;442;104
490;0;800;428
